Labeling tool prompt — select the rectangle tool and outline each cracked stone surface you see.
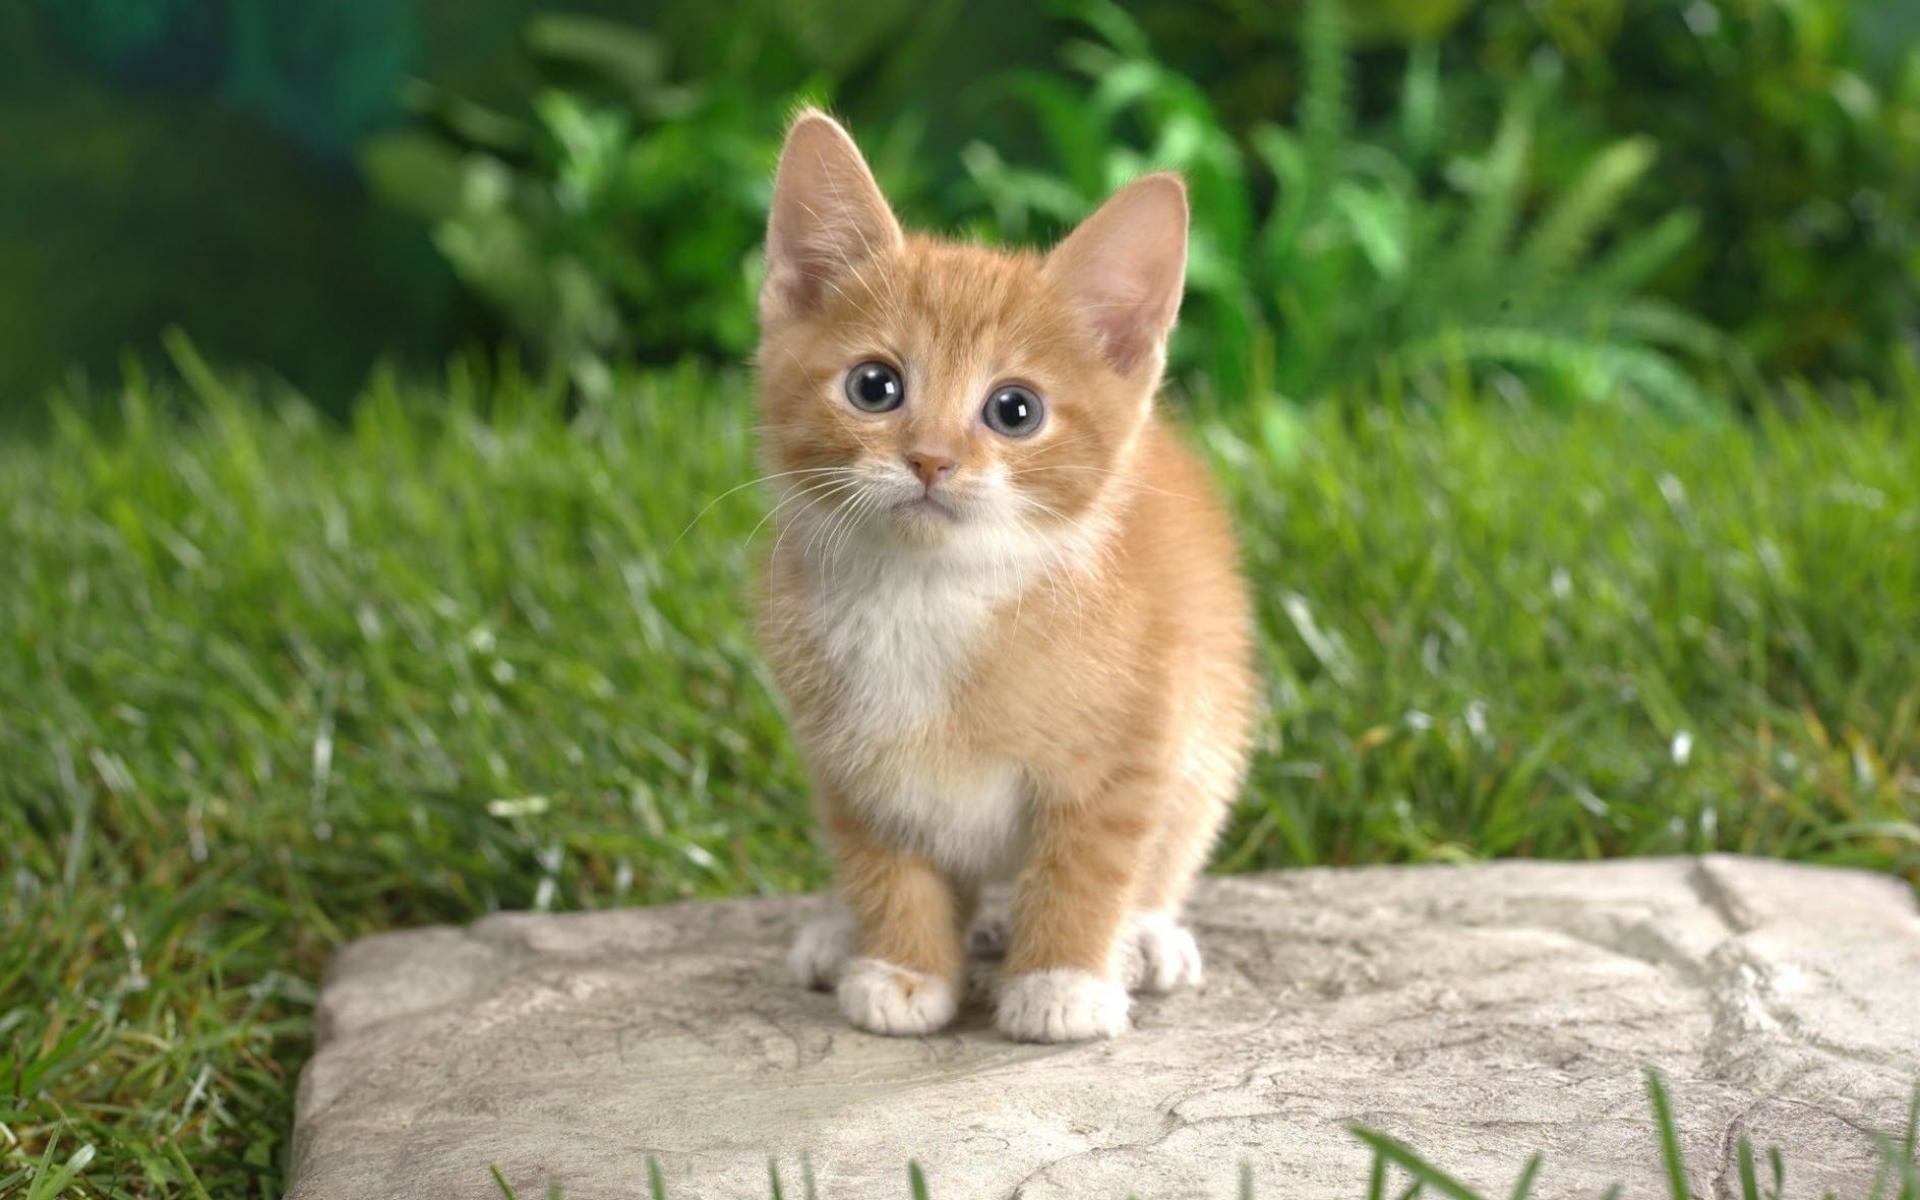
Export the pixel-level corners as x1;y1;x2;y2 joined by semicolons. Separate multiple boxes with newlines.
287;856;1920;1199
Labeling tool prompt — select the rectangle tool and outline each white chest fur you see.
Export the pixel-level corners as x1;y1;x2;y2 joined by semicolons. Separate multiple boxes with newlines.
797;540;1033;878
857;757;1030;879
807;545;1002;731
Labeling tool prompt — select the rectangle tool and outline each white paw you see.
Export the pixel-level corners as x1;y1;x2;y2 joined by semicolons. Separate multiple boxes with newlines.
996;969;1130;1042
1121;911;1204;994
788;914;854;991
968;914;1009;958
837;958;957;1036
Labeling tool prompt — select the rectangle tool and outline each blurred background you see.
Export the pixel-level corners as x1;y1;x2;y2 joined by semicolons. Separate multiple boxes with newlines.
5;0;1917;414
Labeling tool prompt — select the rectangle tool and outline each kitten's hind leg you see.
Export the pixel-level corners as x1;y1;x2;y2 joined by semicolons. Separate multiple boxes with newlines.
967;913;1010;959
964;884;1011;959
1120;725;1241;994
1120;910;1203;993
788;905;855;991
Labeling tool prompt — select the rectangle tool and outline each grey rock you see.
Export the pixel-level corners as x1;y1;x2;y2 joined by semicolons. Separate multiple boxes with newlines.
287;856;1920;1199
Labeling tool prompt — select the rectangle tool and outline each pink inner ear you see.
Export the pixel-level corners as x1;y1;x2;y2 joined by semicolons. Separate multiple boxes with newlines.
1046;175;1188;376
1061;257;1182;376
1082;277;1162;374
767;230;848;315
765;204;892;318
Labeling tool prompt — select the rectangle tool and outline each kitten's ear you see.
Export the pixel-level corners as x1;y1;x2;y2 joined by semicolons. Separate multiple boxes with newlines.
1044;173;1189;376
761;108;903;322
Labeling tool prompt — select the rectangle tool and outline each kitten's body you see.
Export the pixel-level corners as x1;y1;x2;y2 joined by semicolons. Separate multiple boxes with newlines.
755;114;1255;1042
764;414;1246;885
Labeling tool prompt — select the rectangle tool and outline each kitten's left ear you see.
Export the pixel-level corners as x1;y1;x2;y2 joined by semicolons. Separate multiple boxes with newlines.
761;108;903;322
1044;173;1189;376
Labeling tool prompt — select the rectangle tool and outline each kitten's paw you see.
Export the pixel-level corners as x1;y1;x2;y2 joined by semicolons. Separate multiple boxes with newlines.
967;914;1009;959
1122;911;1204;994
787;914;854;991
837;958;958;1036
996;969;1130;1042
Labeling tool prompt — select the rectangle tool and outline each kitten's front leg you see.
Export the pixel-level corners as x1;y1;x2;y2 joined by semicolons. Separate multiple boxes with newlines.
816;790;967;1036
996;766;1157;1042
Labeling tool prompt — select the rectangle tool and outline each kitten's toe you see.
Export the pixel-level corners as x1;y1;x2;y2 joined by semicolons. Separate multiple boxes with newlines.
1122;911;1204;994
837;958;958;1036
967;914;1010;959
996;969;1130;1042
788;914;854;991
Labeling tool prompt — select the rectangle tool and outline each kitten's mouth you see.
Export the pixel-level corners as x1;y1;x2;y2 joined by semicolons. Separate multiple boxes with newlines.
895;493;960;522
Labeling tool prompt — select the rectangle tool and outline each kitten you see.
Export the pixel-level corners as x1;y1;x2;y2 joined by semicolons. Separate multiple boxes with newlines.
755;109;1255;1043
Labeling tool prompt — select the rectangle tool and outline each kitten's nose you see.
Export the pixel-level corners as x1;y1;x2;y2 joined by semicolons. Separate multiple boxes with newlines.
904;450;957;488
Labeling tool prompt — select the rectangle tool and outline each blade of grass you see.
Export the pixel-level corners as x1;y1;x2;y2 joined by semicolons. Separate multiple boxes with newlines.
1646;1068;1692;1200
491;1165;521;1200
1737;1138;1760;1200
166;1143;215;1200
1508;1154;1542;1200
1351;1128;1488;1200
23;1137;94;1200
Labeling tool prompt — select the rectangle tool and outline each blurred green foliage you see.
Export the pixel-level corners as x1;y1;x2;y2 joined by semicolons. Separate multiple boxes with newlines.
956;0;1730;411
1122;0;1920;383
1462;0;1920;383
363;16;800;394
1;0;460;407
1;0;1916;409
361;0;1044;394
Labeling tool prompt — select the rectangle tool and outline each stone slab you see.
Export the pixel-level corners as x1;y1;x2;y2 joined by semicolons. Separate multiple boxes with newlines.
287;857;1920;1199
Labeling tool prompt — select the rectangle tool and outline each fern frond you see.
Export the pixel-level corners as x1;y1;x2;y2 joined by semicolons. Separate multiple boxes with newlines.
997;73;1111;199
1252;123;1311;265
1517;135;1657;284
1453;95;1533;276
1063;0;1152;61
1584;210;1699;295
1300;0;1351;178
1398;327;1710;416
1399;41;1443;164
1602;299;1727;359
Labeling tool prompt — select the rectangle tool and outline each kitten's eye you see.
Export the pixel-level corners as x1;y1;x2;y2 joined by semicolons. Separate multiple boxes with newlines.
983;384;1045;438
845;362;905;413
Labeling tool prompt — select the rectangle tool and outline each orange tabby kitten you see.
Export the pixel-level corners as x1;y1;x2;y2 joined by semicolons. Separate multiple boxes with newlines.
756;110;1255;1042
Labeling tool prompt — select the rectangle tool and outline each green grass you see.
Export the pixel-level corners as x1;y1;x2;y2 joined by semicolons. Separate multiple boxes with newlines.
2;344;1918;1195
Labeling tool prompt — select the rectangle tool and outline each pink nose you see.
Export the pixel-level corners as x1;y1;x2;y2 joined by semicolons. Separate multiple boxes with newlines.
905;451;956;488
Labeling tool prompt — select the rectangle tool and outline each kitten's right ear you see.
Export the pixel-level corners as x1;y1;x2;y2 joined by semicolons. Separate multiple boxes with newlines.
761;109;902;322
1044;173;1188;377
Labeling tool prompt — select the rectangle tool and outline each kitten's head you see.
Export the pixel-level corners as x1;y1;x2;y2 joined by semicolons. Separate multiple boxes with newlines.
755;109;1186;559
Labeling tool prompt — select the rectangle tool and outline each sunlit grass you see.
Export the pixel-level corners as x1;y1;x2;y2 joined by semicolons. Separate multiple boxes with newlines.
2;345;1917;1195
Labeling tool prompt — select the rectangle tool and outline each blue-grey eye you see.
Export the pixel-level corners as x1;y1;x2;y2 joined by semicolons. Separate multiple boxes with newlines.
983;384;1044;437
845;362;904;412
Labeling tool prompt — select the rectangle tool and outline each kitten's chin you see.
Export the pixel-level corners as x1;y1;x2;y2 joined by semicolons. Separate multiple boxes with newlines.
887;495;965;545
